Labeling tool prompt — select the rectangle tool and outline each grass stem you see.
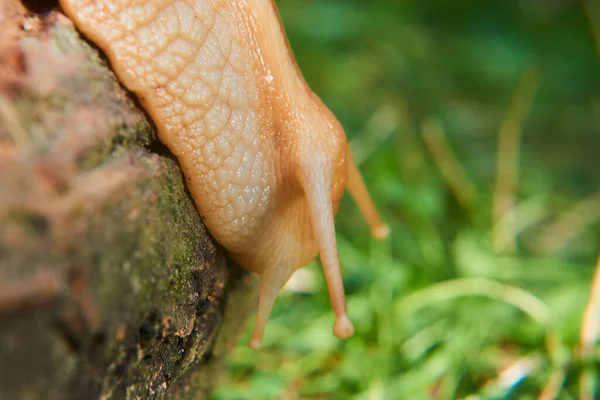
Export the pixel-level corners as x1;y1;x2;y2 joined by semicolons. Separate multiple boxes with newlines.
492;69;540;254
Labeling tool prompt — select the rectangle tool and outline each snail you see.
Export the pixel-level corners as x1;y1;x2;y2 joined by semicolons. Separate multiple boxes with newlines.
58;0;389;349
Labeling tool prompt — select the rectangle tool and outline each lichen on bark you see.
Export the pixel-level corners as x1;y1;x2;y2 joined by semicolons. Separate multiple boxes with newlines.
0;2;255;399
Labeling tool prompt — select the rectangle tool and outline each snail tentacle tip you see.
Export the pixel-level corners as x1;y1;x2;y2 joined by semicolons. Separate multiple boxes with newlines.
248;337;262;350
333;314;354;339
372;224;391;240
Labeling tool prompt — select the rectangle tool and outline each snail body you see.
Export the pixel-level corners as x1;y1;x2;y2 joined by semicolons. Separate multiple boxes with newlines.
59;0;388;348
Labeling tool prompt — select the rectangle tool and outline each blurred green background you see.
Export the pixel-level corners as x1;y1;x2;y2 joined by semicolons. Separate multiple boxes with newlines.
213;1;600;399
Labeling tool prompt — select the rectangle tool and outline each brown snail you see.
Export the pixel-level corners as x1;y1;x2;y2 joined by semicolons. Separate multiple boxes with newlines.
59;0;389;349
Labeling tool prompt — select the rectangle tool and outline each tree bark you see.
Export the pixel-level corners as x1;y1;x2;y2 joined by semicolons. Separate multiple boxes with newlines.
0;2;256;399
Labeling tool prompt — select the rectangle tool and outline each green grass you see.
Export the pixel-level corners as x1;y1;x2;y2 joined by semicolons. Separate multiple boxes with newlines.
212;1;600;399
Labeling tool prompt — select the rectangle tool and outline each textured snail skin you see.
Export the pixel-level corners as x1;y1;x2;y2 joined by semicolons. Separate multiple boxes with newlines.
59;0;389;348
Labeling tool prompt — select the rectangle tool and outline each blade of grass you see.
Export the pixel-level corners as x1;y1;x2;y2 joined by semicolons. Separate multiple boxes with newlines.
578;254;600;400
393;97;430;183
494;195;549;253
538;329;572;400
535;190;600;255
479;354;542;398
370;241;396;360
580;370;597;400
350;104;399;165
421;119;478;212
492;68;540;254
538;369;566;400
401;319;451;361
580;254;600;356
396;277;550;326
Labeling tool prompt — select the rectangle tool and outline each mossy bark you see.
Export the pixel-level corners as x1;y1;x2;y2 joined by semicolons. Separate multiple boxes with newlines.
0;3;256;399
